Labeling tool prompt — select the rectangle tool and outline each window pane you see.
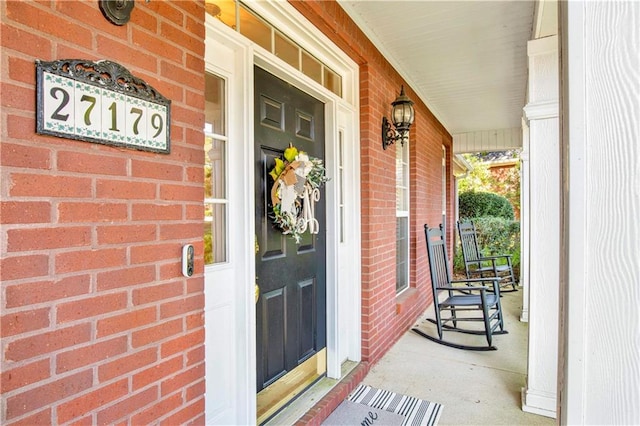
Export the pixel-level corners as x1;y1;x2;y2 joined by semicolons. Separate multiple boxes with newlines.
204;204;227;264
239;5;271;52
396;217;409;292
301;51;322;85
205;0;237;29
205;73;225;135
204;137;226;199
275;32;299;69
323;67;342;97
396;143;408;211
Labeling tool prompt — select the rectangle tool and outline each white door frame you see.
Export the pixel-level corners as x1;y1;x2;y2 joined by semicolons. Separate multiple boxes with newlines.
204;2;361;423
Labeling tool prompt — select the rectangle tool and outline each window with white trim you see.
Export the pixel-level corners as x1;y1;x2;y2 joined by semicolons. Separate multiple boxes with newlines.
204;72;228;264
396;141;409;293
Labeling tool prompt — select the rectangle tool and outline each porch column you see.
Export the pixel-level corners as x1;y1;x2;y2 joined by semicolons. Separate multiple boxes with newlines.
519;117;530;323
521;34;559;419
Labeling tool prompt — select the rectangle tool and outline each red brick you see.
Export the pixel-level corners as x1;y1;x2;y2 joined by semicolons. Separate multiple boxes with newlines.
186;345;205;367
160;294;204;320
57;292;128;324
146;1;184;25
96;179;157;200
1;142;51;169
133;356;183;391
96;387;157;425
185;13;206;39
97;307;157;338
9;174;92;198
5;275;91;308
67;415;94;426
186;53;205;76
132;281;183;306
132;28;183;64
6;370;92;420
97;265;156;291
55;247;126;274
160;23;203;57
96;35;157;74
174;0;203;20
130;6;158;32
7;226;91;252
186;204;203;220
56;379;129;423
56;0;127;38
159;398;205;426
56;379;129;424
5;408;52;426
6;1;93;48
132;203;182;221
131;243;179;264
98;347;157;382
97;223;157;245
1;254;49;281
1;308;50;337
58;202;128;223
158;183;202;201
131;159;184;181
4;323;91;362
185;312;204;330
161;329;204;359
56;336;128;374
132;318;183;348
186;379;206;402
0;201;51;224
1;82;35;111
131;393;183;425
161;363;204;396
1;24;52;56
159;223;201;240
57;151;127;175
0;359;51;393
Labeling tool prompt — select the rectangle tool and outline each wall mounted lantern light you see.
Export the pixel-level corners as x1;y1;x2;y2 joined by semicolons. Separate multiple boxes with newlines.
382;85;415;150
99;0;135;25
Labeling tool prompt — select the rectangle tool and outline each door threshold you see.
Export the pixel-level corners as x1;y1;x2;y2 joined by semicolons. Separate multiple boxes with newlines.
264;360;359;425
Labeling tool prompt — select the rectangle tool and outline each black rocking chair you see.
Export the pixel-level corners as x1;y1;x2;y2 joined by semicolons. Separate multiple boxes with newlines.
412;224;507;351
457;220;518;292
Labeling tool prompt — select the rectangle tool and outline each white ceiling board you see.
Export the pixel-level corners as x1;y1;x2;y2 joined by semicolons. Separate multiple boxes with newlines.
338;0;535;135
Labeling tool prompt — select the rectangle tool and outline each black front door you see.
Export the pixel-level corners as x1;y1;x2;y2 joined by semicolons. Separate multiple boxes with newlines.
254;66;326;419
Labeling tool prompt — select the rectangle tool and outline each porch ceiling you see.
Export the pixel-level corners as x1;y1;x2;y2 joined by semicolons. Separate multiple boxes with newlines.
337;0;535;147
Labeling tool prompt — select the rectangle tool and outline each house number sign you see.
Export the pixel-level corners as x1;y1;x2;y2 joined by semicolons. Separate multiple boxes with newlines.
36;59;171;154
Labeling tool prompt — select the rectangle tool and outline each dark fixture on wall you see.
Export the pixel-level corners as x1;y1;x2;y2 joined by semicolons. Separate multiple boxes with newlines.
99;0;135;25
382;85;415;150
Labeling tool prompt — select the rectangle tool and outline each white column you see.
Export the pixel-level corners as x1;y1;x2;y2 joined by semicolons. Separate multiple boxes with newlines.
521;35;559;419
560;2;640;424
519;117;530;323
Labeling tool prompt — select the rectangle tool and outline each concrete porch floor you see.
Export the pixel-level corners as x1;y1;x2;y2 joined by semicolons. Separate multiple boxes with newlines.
361;290;556;425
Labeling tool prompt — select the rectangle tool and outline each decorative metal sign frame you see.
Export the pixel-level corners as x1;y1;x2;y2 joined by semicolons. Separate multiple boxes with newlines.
36;59;171;154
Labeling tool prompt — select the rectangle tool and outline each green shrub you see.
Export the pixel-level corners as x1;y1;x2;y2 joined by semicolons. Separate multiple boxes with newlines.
459;191;514;220
453;217;521;281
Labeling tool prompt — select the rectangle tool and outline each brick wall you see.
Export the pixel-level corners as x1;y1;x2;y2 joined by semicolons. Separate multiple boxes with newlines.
1;1;206;424
290;1;454;364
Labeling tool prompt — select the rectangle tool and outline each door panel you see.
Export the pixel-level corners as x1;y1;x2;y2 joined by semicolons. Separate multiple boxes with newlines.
254;66;326;407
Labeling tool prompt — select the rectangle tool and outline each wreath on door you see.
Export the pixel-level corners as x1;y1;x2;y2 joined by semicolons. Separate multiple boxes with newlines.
269;144;329;244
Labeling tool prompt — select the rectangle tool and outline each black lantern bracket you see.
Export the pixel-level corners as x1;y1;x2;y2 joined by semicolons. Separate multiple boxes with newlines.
382;85;415;150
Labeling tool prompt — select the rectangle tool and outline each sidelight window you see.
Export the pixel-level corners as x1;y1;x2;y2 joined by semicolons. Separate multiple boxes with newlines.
204;72;228;264
396;141;409;293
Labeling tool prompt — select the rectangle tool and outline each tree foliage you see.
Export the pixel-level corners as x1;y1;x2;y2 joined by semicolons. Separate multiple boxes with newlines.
458;153;520;216
459;191;514;220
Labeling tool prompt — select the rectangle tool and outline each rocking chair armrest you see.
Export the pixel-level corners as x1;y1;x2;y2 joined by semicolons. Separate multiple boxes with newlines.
477;254;512;262
450;278;500;285
440;285;488;293
449;278;502;295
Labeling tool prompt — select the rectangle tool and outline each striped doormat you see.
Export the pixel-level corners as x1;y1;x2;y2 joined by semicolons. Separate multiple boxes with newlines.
346;384;443;426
